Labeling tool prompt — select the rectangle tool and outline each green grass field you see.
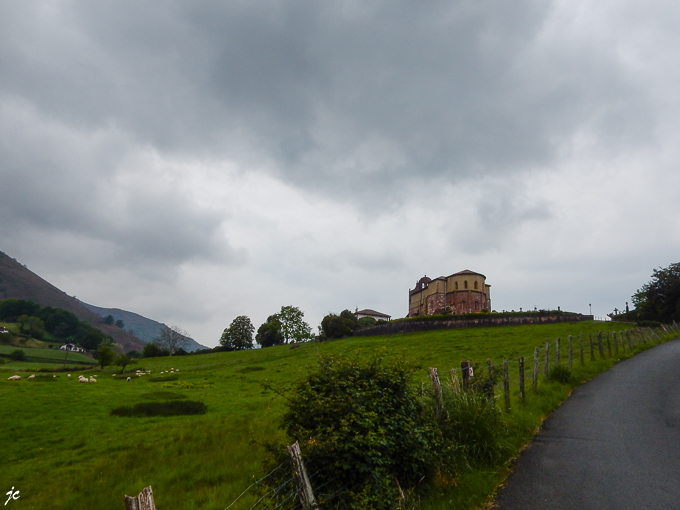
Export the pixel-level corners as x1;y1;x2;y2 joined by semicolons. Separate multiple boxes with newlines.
0;321;664;510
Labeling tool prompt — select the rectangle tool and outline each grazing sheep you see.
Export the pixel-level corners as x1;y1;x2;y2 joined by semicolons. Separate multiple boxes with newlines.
67;374;71;378
79;377;88;383
28;374;36;379
7;375;21;381
89;377;97;383
53;375;56;378
126;377;131;382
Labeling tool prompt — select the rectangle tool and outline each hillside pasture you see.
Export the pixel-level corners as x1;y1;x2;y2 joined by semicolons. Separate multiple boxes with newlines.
0;321;638;509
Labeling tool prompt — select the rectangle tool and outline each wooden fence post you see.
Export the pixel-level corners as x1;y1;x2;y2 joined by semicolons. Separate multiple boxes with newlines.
555;338;560;365
579;333;584;366
519;356;525;401
543;341;550;378
450;368;461;394
589;333;595;361
598;331;604;358
429;367;444;416
487;359;494;398
606;332;611;357
628;330;633;350
613;331;619;356
124;487;156;510
533;347;539;389
503;358;510;410
287;441;318;509
568;335;573;368
461;360;471;390
621;331;626;353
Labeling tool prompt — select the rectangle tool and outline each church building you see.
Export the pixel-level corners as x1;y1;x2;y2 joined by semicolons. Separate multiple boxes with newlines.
408;270;491;317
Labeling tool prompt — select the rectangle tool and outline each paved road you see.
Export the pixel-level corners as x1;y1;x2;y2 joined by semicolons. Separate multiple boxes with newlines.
494;337;680;510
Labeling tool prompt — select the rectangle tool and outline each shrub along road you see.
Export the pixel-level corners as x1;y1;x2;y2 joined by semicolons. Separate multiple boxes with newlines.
494;336;680;510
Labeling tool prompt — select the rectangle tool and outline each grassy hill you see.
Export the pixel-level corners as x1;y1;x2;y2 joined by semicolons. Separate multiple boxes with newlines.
0;251;144;352
0;320;666;510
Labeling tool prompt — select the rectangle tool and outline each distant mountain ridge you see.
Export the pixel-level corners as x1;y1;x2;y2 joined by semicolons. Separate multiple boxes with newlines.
79;302;207;352
0;250;144;352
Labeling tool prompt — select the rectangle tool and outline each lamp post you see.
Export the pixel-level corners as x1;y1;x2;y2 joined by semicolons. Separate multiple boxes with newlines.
589;303;592;315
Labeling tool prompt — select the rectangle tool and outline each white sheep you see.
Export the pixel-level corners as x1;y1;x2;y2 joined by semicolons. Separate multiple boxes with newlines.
7;375;21;381
67;374;71;378
126;377;131;382
89;377;96;383
79;377;88;383
28;374;36;379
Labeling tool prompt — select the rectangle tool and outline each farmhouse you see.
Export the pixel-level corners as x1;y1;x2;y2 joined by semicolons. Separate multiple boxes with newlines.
408;269;491;317
355;308;391;321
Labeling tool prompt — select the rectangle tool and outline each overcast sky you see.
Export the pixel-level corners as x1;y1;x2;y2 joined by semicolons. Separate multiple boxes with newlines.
1;0;679;347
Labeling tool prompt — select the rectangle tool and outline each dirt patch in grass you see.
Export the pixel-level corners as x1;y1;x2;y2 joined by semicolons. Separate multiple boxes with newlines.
111;400;206;417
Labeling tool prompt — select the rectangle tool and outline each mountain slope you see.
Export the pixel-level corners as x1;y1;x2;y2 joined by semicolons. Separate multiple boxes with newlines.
79;302;207;352
0;250;144;352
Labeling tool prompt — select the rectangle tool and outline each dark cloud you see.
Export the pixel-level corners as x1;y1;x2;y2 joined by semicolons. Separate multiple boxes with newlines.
0;0;655;204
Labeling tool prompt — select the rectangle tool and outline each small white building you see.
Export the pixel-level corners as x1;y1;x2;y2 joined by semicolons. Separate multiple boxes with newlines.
60;343;85;353
355;308;391;322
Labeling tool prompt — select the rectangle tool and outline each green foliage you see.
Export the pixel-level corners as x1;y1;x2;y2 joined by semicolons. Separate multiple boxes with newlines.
143;342;170;358
115;353;136;373
17;315;45;338
115;319;125;329
255;316;285;347
103;315;115;325
436;387;510;467
110;400;207;417
96;344;116;369
633;262;680;323
548;364;575;384
0;299;40;321
276;305;313;343
320;309;359;339
357;316;377;329
271;353;438;510
220;315;254;351
10;349;26;361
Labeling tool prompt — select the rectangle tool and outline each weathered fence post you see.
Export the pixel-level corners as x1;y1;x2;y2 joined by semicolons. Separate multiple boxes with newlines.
621;331;626;353
487;358;494;398
627;330;633;351
124;487;156;510
606;332;612;357
544;341;550;378
429;367;444;416
613;331;619;356
287;441;318;509
503;358;510;410
568;335;573;368
450;368;461;394
555;338;561;365
533;347;539;389
589;333;595;361
598;331;604;358
579;333;584;365
519;356;525;401
461;360;471;390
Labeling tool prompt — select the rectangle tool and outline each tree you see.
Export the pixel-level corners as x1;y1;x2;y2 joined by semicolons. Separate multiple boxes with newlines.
633;262;680;323
320;309;359;339
96;344;116;369
276;306;313;343
103;315;115;325
220;315;255;351
256;316;285;347
115;319;125;329
10;349;26;361
17;315;45;338
115;353;136;373
143;343;169;358
155;325;190;355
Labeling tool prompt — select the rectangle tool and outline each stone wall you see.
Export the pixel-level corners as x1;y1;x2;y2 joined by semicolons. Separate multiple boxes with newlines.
359;313;594;337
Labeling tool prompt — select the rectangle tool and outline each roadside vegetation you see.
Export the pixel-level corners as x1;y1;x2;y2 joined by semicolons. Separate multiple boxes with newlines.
3;320;670;510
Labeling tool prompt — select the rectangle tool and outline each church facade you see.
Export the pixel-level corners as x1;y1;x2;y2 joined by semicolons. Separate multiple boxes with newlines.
408;270;491;317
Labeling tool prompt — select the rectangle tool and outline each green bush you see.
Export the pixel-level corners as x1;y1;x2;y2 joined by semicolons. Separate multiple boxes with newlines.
10;349;26;361
110;400;206;417
266;353;439;510
548;364;575;384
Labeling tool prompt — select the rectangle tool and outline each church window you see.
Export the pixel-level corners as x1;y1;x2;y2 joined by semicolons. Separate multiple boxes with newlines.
464;280;468;289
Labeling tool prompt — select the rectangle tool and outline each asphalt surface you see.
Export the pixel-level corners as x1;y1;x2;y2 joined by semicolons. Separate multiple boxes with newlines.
494;336;680;510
